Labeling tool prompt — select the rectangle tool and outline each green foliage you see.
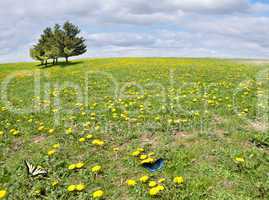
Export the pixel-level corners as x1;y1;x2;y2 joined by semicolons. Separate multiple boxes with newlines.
0;58;268;199
29;21;87;65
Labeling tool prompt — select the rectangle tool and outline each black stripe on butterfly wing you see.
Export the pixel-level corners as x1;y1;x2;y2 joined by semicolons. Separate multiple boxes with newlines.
24;160;37;175
32;167;48;177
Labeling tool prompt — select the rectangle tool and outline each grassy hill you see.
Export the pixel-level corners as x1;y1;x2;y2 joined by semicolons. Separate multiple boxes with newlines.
0;58;268;199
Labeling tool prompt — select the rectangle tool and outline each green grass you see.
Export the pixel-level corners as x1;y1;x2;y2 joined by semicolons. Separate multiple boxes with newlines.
0;58;268;199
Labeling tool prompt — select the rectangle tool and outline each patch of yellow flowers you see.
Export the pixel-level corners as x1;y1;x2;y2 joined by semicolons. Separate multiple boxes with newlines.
127;175;184;197
67;183;86;192
68;162;85;170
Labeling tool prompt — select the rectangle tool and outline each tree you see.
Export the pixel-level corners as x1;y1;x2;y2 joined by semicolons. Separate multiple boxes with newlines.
62;21;87;62
29;21;87;65
30;47;44;65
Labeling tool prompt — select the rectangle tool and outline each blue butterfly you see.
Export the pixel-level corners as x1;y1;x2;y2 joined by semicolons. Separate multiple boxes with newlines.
142;159;164;172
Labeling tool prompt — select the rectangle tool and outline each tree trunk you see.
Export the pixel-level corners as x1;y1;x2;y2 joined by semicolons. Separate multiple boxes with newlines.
45;60;48;67
65;57;69;63
53;59;55;65
56;58;58;64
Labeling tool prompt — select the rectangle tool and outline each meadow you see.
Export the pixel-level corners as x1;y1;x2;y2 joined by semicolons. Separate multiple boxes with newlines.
0;58;268;199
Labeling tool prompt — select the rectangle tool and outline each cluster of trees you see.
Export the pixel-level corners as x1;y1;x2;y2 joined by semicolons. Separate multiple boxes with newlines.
30;21;87;66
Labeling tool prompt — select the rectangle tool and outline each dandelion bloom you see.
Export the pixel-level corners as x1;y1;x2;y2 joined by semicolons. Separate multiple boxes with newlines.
156;185;164;191
139;175;149;183
67;185;76;192
79;137;86;143
149;181;157;187
234;157;245;163
91;165;102;173
47;149;56;156
66;128;72;134
92;190;104;198
48;129;54;134
38;126;44;131
140;158;155;164
158;178;165;183
68;164;76;170
149;186;161;196
0;190;7;199
131;150;140;157
127;179;137;187
52;143;60;149
173;176;184;185
51;180;59;187
140;154;148;160
76;162;85;169
86;134;93;139
76;184;86;191
92;139;105;146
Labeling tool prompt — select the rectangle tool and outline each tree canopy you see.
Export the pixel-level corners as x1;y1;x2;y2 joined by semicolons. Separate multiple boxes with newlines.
30;21;87;66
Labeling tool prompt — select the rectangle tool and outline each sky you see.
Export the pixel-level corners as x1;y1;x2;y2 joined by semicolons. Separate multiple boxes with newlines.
0;0;269;63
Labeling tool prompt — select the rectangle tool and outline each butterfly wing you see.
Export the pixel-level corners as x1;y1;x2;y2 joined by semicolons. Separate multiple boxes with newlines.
25;160;48;177
142;158;164;172
25;160;36;175
32;167;48;177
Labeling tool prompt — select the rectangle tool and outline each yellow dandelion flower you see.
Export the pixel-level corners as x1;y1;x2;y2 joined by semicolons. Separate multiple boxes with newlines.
38;126;44;131
12;130;20;136
140;154;148;160
76;162;85;169
0;190;7;199
149;185;164;196
51;180;59;187
156;185;165;191
47;149;56;156
66;128;72;134
149;181;157;187
127;179;137;186
86;134;93;139
173;176;184;185
67;185;76;192
76;183;86;191
79;137;86;143
131;150;140;157
149;187;160;196
91;165;102;173
141;158;155;164
92;139;105;146
235;157;245;163
139;175;149;183
68;164;76;170
92;190;104;198
158;178;165;183
48;129;54;134
52;143;60;149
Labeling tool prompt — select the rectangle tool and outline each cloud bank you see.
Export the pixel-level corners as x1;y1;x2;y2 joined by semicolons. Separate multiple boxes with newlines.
0;0;268;62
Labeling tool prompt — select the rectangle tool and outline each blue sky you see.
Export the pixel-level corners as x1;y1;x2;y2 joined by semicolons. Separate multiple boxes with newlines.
0;0;269;63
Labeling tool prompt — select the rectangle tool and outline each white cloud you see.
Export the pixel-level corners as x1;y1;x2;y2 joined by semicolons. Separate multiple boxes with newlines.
0;0;269;62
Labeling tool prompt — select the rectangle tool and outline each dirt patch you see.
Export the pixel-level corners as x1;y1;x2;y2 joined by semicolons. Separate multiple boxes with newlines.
248;121;268;132
140;132;160;147
173;131;191;139
32;135;47;144
222;180;234;190
11;138;24;151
